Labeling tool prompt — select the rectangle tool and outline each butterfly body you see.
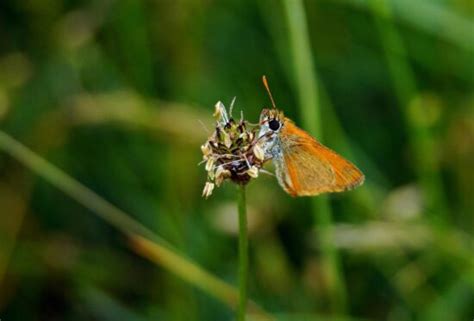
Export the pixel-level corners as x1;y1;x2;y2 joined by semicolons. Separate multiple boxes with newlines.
258;108;364;197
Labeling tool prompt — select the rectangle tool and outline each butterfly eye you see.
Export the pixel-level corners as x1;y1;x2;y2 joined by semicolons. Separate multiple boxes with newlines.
268;119;280;131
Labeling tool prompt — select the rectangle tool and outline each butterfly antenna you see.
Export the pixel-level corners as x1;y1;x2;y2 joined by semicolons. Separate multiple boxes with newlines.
262;75;277;109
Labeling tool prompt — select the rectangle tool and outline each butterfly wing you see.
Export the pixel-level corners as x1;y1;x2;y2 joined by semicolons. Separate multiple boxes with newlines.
275;120;364;197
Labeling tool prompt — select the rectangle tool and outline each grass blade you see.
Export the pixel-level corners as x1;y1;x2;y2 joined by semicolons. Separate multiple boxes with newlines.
282;0;347;312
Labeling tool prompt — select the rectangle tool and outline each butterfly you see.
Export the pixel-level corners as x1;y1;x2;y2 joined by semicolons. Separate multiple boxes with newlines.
257;76;364;197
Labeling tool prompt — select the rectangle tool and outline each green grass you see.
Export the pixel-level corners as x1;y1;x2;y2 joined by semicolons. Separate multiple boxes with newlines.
0;130;269;319
0;0;473;320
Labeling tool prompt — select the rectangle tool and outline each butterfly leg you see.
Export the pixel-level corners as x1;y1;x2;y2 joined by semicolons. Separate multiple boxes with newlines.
260;169;275;177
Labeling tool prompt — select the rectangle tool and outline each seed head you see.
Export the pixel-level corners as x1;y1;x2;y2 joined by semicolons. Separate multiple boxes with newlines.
201;100;265;197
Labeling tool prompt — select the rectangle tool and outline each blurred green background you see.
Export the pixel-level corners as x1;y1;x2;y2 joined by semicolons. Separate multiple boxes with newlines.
0;0;473;320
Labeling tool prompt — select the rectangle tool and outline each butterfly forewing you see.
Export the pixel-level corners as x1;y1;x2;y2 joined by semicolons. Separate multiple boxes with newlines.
277;119;364;196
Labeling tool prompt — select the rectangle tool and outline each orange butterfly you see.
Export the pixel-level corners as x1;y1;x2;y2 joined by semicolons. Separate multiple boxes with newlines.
257;76;364;197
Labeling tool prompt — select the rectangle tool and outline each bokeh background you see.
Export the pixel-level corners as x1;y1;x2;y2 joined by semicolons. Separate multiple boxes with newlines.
0;0;473;320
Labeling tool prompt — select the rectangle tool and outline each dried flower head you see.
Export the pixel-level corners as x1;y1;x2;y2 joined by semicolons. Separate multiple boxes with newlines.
201;100;264;198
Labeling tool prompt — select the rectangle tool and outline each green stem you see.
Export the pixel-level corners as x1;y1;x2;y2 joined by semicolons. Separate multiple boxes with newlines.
282;0;347;312
368;0;448;218
237;185;248;321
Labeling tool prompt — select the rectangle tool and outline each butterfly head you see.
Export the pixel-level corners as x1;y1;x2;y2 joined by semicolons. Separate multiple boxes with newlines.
257;108;286;160
259;108;284;133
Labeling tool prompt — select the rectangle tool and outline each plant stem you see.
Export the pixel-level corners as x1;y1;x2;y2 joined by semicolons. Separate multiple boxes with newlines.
237;185;248;321
368;0;448;219
282;0;347;312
